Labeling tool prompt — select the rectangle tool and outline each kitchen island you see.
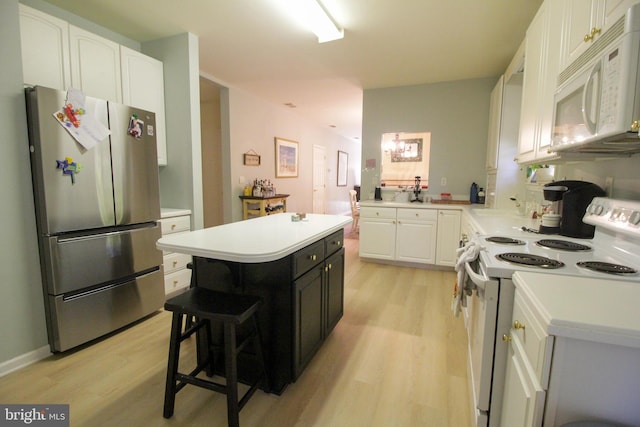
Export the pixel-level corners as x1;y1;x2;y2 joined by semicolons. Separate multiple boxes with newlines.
156;213;352;393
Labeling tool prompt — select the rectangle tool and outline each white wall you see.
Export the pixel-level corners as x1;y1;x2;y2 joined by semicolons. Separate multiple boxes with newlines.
556;156;640;200
225;86;361;221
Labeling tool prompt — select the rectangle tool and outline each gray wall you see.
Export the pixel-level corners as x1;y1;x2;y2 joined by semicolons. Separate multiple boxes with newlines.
143;34;204;230
0;0;49;365
361;77;497;201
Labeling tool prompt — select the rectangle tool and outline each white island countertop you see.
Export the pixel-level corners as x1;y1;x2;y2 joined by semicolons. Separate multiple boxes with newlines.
156;213;352;263
513;271;640;348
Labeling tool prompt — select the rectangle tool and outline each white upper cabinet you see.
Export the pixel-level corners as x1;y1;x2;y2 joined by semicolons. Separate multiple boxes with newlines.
121;46;167;165
604;0;640;27
69;25;122;103
560;0;604;70
516;0;563;165
19;4;70;90
560;0;638;71
19;7;168;165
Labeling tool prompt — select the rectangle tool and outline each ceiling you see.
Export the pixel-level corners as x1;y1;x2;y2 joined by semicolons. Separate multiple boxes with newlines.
42;0;543;141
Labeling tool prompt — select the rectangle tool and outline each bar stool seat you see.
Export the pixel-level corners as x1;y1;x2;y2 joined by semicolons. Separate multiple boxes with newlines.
163;287;268;427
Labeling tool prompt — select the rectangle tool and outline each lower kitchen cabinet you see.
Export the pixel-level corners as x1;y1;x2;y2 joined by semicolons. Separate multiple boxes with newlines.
360;205;459;267
294;248;344;378
435;209;461;266
325;250;345;333
396;208;437;264
501;277;640;426
501;330;546;427
160;209;192;296
192;229;345;393
359;206;396;260
294;265;324;378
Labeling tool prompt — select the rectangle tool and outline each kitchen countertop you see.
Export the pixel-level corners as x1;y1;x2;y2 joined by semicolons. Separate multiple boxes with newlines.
160;208;192;218
359;199;467;210
156;213;352;263
465;208;541;235
359;200;540;235
513;271;640;348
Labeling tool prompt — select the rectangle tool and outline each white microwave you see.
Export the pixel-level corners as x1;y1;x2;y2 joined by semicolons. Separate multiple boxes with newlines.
551;3;640;154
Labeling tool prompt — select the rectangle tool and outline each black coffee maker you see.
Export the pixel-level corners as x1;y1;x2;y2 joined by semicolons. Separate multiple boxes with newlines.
542;180;606;238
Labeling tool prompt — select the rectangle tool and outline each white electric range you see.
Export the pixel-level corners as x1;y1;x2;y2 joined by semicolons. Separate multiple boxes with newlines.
462;197;640;427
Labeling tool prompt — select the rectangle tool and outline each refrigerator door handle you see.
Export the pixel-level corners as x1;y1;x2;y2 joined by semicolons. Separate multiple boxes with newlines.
63;266;160;301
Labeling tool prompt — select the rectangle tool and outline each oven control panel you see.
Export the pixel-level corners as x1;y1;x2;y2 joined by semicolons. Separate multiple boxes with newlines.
584;197;640;235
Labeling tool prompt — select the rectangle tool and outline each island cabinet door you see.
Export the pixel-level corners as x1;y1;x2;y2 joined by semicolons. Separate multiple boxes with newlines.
293;265;325;379
325;248;344;335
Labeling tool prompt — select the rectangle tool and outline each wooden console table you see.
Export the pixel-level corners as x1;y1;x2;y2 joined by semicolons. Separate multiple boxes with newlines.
239;194;289;220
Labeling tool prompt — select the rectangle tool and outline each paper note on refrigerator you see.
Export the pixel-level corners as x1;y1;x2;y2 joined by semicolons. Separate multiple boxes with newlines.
52;88;111;150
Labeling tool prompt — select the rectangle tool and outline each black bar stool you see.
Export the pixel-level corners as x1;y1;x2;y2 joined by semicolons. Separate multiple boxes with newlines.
163;287;268;427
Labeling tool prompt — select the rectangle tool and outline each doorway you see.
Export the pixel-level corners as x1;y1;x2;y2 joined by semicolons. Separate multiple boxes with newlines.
312;145;326;214
200;77;224;227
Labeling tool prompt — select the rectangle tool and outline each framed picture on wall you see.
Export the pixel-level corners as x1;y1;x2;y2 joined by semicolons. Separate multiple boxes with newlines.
275;137;298;178
243;151;261;166
337;150;348;186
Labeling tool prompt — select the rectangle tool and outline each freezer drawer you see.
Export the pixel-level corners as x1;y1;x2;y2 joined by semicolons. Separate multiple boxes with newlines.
40;224;162;295
47;269;164;352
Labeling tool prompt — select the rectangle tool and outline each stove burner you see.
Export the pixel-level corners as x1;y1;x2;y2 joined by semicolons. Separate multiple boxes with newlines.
577;261;638;275
536;239;592;251
486;237;525;245
496;253;565;269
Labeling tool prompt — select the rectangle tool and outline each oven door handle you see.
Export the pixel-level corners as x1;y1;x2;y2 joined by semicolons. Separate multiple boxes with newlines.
464;260;493;291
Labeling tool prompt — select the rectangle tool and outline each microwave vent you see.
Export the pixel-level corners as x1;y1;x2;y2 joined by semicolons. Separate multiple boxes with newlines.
558;16;626;86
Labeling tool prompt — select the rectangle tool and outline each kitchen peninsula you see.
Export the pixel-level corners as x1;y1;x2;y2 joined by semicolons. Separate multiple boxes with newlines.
156;213;352;393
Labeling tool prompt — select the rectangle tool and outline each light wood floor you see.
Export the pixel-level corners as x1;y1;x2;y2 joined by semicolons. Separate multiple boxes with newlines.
0;234;471;427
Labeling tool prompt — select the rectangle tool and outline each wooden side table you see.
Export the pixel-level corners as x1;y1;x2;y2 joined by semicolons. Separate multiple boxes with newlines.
239;194;289;220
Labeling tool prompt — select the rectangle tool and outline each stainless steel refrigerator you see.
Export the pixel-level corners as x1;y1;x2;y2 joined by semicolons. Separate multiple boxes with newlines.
25;86;164;352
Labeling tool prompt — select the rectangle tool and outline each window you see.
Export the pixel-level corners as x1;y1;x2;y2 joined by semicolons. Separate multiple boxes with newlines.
380;132;431;187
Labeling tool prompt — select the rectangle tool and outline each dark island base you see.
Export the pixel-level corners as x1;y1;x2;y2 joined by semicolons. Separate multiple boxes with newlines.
190;229;345;394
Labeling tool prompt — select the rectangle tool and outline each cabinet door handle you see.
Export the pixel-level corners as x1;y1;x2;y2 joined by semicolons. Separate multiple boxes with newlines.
172;261;178;267
502;334;512;343
513;320;526;330
309;254;317;261
328;263;332;270
325;266;328;272
171;224;176;230
336;240;341;246
584;26;601;42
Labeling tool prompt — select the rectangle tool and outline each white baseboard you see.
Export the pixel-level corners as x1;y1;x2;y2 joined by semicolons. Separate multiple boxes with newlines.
0;346;51;377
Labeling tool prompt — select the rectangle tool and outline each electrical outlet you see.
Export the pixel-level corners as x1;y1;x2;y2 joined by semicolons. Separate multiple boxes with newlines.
441;177;447;186
604;177;614;196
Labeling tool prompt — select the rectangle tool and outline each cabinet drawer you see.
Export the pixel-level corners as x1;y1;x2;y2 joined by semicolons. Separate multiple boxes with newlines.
360;206;396;219
163;252;191;275
164;268;191;294
397;208;437;222
512;291;554;387
160;215;191;235
292;240;325;278
324;229;344;256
